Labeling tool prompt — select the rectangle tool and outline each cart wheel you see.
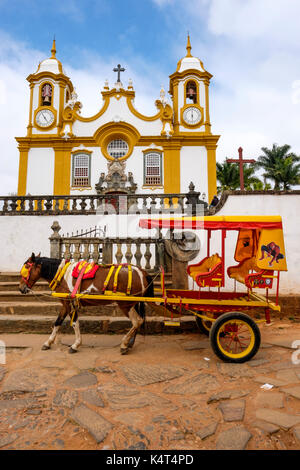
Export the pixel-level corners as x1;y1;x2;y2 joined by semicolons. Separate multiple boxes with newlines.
209;312;261;363
195;313;213;336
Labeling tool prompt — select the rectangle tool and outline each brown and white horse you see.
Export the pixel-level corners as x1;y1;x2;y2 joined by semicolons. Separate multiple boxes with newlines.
19;253;154;354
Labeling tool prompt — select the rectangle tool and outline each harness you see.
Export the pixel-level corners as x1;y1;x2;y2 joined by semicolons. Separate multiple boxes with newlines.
20;263;34;287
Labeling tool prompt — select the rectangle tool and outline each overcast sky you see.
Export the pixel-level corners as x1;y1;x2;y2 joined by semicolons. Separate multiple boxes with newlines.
1;0;300;195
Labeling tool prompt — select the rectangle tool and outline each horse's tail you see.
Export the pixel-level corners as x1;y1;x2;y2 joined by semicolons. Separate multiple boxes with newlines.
134;274;154;331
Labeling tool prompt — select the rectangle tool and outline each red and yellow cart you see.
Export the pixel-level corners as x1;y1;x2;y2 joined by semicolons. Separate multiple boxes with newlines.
52;215;287;363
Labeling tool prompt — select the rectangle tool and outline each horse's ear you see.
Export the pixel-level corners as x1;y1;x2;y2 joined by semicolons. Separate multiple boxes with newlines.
31;253;35;262
37;252;41;258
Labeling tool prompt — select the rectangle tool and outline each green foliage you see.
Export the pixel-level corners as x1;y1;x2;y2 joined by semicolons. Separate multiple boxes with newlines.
255;143;300;190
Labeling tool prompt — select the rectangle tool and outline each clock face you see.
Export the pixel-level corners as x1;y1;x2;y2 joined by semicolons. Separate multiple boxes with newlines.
36;109;55;128
183;106;202;125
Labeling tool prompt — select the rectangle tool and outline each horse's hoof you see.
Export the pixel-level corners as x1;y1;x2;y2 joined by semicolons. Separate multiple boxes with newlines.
69;347;78;354
120;347;129;355
41;345;50;350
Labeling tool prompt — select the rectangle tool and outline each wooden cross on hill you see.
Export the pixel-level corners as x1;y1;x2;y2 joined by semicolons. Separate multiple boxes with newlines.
226;147;256;190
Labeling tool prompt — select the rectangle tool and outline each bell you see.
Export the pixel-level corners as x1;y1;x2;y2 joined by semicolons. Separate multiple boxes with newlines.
187;88;195;99
43;95;51;104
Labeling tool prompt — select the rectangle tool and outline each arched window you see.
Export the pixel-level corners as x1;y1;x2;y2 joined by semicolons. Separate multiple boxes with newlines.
107;139;129;159
41;83;53;106
144;152;162;186
72;153;91;187
186;80;197;104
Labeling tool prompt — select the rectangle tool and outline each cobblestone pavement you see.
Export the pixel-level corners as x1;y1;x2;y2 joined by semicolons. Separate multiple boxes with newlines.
1;320;300;450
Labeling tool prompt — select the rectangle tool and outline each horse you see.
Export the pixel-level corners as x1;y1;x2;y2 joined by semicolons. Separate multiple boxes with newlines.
19;253;154;354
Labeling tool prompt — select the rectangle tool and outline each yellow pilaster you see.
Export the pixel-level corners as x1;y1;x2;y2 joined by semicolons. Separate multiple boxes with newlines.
27;83;34;137
206;145;217;204
58;81;65;133
172;80;179;135
204;79;211;134
53;146;71;196
163;144;181;193
17;145;29;196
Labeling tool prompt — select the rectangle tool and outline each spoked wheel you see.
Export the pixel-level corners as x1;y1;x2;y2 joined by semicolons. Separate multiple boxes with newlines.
209;312;261;363
195;312;214;336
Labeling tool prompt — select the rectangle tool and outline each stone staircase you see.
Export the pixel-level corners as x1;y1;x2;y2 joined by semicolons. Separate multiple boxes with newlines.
0;272;195;335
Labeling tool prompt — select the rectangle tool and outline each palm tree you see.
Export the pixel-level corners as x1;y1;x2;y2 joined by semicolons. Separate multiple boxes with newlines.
216;161;240;192
217;161;262;192
255;144;300;190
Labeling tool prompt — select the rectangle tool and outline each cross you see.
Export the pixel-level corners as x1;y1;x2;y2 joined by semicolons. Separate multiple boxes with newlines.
113;64;125;83
226;147;256;190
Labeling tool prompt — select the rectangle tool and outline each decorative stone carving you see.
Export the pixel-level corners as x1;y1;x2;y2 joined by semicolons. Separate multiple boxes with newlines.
95;160;137;194
164;230;200;262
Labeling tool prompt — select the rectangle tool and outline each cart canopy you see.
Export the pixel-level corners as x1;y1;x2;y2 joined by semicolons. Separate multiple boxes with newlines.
139;216;283;230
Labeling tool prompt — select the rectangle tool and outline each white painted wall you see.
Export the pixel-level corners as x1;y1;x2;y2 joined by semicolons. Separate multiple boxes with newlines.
26;148;54;195
180;146;208;198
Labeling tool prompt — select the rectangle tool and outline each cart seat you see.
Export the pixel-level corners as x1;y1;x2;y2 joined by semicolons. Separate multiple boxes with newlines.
227;257;260;284
187;253;223;288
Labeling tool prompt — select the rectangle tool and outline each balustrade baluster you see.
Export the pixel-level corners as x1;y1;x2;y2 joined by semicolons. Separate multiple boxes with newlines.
64;241;71;260
144;243;152;270
134;241;142;267
73;241;81;262
115;242;123;264
125;243;133;264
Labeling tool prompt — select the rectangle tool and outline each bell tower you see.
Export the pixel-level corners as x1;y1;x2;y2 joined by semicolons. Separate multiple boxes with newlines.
169;35;212;135
26;39;74;137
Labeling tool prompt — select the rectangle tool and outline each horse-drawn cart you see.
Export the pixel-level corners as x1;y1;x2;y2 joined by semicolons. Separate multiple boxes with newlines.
48;216;287;363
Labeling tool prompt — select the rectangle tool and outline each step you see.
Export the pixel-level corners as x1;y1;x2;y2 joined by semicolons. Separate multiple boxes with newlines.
0;272;21;282
0;315;197;334
0;291;57;303
0;281;50;292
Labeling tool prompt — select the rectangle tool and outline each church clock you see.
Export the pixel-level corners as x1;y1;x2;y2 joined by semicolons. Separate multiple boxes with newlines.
35;109;55;128
182;106;202;125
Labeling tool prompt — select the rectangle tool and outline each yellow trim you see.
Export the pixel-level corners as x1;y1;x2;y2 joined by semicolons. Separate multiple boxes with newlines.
126;96;162;122
206;145;217;203
145;215;283;223
53;147;71;199
17;146;29;196
163;145;180;193
34;106;57;131
204;79;211;134
94;122;140;161
103;265;115;291
27;84;34;137
216;319;255;359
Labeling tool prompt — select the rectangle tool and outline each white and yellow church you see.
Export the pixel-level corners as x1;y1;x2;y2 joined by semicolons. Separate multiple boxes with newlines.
16;36;220;203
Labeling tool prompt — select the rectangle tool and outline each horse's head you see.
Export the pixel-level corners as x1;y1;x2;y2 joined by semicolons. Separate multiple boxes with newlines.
19;252;41;294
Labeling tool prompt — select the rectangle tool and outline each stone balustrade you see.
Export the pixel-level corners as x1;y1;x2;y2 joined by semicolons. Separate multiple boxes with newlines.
0;183;208;216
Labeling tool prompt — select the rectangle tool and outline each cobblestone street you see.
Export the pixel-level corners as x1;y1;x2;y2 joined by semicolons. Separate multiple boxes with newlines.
1;321;300;450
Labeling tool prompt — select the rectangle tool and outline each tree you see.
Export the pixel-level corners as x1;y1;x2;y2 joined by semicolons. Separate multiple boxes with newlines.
255;144;300;190
216;161;240;192
216;161;262;192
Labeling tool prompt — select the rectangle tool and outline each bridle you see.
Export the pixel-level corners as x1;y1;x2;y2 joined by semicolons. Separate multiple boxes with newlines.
20;262;34;287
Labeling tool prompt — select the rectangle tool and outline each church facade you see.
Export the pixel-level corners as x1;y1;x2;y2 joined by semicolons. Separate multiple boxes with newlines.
16;37;220;203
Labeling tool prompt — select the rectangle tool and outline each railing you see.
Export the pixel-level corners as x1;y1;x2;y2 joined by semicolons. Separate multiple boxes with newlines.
50;222;165;273
0;183;208;216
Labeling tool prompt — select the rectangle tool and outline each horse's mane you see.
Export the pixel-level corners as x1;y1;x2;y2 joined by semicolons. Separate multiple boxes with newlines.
35;257;61;281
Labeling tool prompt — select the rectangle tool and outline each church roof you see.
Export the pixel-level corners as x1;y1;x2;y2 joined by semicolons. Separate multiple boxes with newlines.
176;35;206;74
34;39;65;75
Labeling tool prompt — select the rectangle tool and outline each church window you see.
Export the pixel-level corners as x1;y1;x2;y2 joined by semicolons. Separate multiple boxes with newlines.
144;152;162;186
41;83;53;106
186;81;197;104
107;139;129;159
72;153;91;187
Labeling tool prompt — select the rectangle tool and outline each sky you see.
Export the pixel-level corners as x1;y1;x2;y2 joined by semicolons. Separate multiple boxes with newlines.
1;0;300;195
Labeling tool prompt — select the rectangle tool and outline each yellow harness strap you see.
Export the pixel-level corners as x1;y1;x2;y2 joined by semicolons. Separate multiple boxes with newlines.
49;261;71;291
127;265;132;295
102;265;115;293
113;264;123;292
